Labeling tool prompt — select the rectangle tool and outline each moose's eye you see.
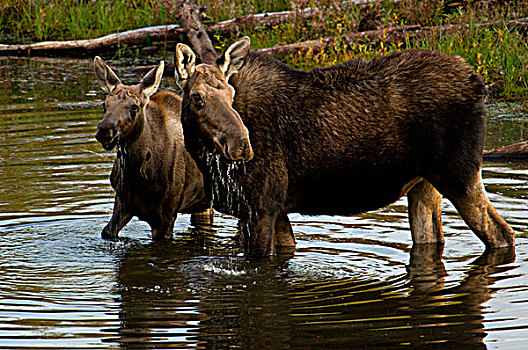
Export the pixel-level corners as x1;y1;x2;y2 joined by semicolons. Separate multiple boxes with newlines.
191;93;203;106
130;104;139;117
102;102;106;113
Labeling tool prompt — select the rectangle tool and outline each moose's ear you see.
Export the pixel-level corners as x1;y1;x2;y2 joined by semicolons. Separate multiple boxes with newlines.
140;60;164;98
174;43;196;88
217;36;250;80
93;56;121;93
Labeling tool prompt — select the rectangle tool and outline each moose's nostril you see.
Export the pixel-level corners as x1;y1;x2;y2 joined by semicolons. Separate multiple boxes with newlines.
95;126;115;143
243;139;254;160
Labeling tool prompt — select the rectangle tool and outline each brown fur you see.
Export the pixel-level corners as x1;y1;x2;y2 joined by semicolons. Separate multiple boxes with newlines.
175;40;515;256
94;58;210;240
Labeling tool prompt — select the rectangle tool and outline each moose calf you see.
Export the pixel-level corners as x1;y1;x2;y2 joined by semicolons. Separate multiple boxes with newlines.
174;37;515;256
94;57;211;240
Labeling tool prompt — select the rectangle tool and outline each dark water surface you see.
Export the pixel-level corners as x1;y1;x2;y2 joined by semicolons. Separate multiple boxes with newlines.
1;57;527;349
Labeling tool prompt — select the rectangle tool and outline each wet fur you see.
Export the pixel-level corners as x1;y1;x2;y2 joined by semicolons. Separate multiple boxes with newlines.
104;90;210;239
181;48;514;255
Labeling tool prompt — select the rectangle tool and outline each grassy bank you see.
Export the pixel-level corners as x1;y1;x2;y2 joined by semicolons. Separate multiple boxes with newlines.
1;0;527;100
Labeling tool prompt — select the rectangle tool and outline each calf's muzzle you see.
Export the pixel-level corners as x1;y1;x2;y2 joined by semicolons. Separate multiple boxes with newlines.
95;120;118;151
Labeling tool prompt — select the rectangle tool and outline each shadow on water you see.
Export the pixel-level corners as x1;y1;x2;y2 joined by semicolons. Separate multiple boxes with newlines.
1;57;528;349
107;237;516;349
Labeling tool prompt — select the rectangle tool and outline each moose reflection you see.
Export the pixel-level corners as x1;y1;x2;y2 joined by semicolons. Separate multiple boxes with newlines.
109;236;515;348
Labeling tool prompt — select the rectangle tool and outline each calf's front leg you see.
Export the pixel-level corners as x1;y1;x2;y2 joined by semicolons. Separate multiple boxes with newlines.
102;195;133;240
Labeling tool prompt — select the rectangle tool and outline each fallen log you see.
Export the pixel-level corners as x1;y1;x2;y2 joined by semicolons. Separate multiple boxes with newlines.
0;0;389;56
0;7;317;56
0;25;183;55
259;17;528;59
129;16;527;76
3;8;524;59
484;140;528;160
207;0;391;34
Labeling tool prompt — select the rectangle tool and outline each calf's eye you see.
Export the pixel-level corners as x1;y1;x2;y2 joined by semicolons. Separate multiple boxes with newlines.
191;93;203;106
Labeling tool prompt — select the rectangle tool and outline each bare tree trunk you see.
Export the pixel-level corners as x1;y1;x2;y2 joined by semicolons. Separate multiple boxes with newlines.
176;0;217;64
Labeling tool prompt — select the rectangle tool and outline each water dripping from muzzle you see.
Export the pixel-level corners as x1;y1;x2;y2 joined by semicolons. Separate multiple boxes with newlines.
116;144;127;199
201;146;252;216
201;145;258;252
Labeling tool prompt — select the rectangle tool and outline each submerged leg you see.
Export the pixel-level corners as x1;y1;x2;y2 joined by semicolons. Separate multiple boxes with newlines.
190;208;214;227
240;211;277;257
440;172;515;248
102;195;133;240
151;216;177;240
407;180;444;244
275;213;295;248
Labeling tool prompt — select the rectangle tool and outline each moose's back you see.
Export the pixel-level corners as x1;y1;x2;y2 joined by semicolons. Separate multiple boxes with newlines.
230;50;487;214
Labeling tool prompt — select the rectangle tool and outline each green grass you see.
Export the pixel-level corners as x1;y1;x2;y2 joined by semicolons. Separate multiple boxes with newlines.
0;0;175;42
0;0;527;100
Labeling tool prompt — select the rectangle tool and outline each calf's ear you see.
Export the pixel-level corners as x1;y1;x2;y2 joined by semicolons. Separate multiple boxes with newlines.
140;61;164;98
174;43;196;88
94;56;121;93
217;36;250;81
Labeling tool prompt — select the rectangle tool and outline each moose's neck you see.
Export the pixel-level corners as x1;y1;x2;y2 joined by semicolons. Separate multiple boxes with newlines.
121;110;147;151
229;52;308;116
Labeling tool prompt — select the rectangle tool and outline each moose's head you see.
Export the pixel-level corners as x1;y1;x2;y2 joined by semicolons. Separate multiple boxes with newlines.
94;56;164;150
174;37;254;161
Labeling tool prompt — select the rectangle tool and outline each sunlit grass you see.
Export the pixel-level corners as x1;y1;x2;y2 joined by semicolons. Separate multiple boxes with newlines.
0;0;527;99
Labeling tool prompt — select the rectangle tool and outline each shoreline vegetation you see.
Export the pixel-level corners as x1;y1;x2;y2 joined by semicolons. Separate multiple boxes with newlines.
1;0;527;101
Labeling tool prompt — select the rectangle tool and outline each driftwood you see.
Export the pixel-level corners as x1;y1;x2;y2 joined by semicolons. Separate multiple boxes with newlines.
484;140;528;160
207;0;391;34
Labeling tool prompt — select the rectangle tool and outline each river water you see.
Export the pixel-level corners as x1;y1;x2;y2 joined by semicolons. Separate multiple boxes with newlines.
1;57;527;349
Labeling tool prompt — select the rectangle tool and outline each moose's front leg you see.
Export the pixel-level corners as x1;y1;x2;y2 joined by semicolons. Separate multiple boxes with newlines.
151;215;177;240
102;195;133;240
276;213;295;248
240;211;278;257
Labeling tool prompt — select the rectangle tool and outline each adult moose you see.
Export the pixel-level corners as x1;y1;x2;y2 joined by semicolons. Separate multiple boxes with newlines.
174;37;515;257
94;57;211;240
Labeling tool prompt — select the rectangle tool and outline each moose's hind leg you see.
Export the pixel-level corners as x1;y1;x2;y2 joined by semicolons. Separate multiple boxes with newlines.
407;180;444;244
444;173;515;248
190;208;214;227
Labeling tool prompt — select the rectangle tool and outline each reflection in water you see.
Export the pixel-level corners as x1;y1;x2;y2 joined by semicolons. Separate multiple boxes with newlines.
0;57;527;349
110;237;516;349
